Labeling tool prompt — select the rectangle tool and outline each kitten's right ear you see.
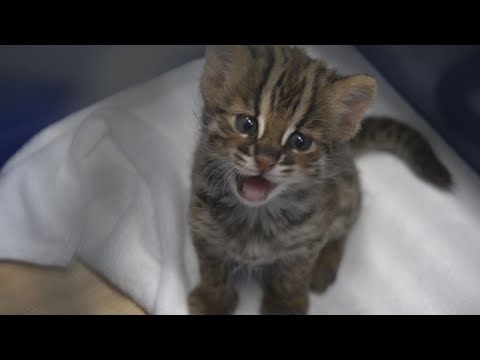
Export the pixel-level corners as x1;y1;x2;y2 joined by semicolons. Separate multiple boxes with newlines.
203;45;237;86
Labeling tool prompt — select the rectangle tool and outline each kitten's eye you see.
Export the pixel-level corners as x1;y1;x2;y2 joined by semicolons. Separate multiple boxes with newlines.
235;115;258;135
289;132;312;151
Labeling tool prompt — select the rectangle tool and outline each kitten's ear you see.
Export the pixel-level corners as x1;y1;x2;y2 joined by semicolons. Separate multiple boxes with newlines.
203;45;237;86
330;75;377;142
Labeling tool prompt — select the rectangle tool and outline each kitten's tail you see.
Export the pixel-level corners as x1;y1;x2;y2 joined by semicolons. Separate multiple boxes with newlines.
350;116;452;189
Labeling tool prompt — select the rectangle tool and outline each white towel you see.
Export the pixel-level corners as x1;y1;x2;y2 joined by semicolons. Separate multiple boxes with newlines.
1;45;480;315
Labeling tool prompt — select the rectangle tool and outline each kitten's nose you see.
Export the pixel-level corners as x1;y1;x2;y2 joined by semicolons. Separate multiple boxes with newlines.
255;155;275;172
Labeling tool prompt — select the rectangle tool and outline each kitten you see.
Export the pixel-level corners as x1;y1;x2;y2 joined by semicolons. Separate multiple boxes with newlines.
188;45;451;315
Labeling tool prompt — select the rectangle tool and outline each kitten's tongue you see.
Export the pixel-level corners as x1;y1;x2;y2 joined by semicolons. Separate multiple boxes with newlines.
238;176;272;203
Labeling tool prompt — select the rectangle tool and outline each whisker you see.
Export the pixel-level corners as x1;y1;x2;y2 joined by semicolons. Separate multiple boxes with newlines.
219;167;235;198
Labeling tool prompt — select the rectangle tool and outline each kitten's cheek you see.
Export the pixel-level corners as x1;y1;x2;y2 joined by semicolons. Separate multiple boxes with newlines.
267;183;288;199
229;175;239;193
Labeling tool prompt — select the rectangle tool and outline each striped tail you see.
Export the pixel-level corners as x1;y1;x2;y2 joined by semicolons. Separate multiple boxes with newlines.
351;116;452;189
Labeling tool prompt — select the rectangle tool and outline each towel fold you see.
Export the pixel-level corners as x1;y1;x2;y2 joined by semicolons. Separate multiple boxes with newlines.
1;46;480;314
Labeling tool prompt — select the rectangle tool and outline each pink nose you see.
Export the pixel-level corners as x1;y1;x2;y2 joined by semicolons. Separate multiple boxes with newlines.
255;155;275;172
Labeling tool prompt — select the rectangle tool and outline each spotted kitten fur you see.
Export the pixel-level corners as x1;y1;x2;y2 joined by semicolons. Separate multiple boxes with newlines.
188;45;451;315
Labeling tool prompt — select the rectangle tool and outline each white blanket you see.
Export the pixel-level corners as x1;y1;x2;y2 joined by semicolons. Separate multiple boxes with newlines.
1;45;480;315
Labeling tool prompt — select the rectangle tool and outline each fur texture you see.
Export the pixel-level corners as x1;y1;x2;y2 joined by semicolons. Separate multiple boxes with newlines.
187;45;451;315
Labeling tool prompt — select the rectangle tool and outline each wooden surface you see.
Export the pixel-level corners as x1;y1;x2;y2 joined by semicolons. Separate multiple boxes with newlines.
0;260;146;315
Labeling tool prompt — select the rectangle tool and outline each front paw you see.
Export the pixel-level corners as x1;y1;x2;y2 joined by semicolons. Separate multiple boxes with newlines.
261;291;309;315
310;263;339;294
188;285;238;315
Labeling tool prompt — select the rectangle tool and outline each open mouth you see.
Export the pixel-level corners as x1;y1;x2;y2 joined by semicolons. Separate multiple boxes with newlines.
236;175;277;204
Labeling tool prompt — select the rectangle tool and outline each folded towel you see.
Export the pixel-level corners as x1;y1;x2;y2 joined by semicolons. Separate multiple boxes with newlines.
1;46;480;314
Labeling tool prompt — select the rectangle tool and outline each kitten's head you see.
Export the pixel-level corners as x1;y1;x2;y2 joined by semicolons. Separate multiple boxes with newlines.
199;45;377;207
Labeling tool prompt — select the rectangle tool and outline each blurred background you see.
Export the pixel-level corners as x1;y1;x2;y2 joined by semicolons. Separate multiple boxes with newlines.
0;45;205;167
0;45;479;174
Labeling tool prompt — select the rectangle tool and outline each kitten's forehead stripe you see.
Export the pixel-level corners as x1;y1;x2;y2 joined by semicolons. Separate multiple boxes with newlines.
296;66;326;129
254;46;275;117
275;76;307;113
291;97;301;115
270;69;287;108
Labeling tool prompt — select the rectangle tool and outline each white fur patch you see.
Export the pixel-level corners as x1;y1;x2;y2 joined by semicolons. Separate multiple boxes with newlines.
257;114;266;139
281;123;297;146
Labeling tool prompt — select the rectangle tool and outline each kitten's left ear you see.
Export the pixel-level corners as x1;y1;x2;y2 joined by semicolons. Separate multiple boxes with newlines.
330;75;377;142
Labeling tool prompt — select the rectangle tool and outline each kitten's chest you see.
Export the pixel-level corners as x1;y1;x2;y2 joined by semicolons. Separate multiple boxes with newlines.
225;226;323;265
190;187;334;265
204;209;327;265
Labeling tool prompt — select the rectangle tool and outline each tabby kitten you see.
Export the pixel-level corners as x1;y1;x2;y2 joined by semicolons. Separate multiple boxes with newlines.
188;45;451;315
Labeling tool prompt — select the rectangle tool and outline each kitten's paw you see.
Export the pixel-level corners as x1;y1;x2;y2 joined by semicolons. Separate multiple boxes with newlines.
188;286;238;315
261;292;308;315
310;239;344;293
310;262;339;293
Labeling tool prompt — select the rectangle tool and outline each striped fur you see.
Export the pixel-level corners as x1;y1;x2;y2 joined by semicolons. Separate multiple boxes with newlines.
351;116;452;188
188;45;451;315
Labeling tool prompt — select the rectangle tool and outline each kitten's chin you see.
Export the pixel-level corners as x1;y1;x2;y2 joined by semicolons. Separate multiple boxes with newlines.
232;174;278;207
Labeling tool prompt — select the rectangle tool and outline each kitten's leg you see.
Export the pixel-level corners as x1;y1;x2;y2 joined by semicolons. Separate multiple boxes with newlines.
310;236;346;293
261;254;317;315
188;241;237;315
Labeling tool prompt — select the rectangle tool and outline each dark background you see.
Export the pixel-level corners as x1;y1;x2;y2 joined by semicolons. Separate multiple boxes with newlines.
1;45;478;174
357;45;480;175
